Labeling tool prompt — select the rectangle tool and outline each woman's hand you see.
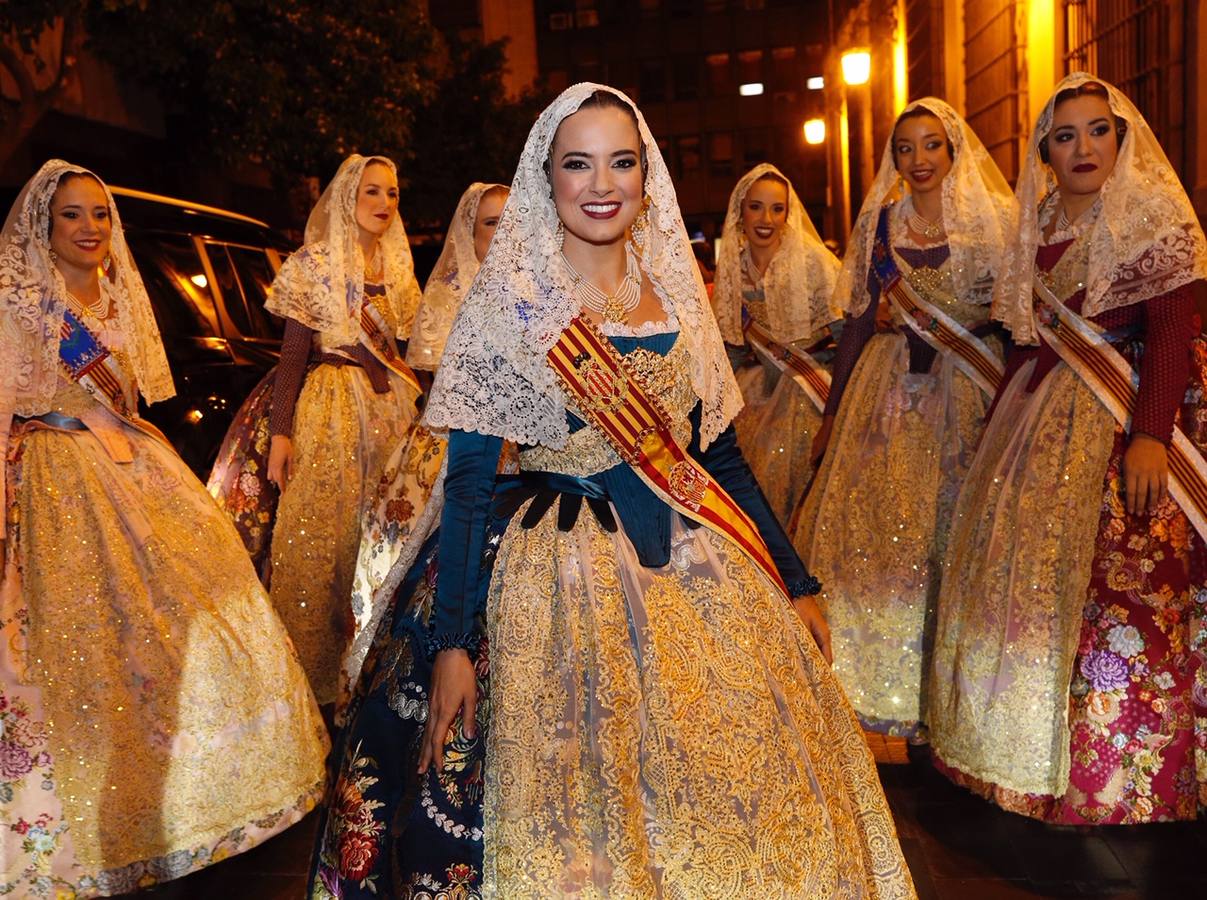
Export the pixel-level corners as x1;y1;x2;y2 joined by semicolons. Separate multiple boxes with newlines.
267;435;294;490
810;414;835;466
1122;432;1168;516
791;594;833;664
418;648;477;774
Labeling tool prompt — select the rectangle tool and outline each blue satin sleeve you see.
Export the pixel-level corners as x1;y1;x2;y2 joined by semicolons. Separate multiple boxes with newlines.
429;429;503;653
688;407;820;597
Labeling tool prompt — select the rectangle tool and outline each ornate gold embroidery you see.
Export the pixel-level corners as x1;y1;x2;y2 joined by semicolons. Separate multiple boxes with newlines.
793;245;1000;736
484;502;915;898
930;364;1117;796
270;363;415;704
9;381;328;885
521;342;696;478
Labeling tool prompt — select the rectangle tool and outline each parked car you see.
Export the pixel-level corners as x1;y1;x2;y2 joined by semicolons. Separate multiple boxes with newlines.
112;187;295;476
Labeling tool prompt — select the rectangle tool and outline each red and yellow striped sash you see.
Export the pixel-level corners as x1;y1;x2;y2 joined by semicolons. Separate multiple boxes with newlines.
1033;277;1207;540
547;316;788;598
360;299;422;395
745;321;831;413
885;278;1003;398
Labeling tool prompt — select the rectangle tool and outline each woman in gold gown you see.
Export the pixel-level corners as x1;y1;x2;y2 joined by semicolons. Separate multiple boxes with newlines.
714;163;840;521
0;160;328;897
261;155;423;706
929;74;1207;825
792;99;1015;739
411;83;915;899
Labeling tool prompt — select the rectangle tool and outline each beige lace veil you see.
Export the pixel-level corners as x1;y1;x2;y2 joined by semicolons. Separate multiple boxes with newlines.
712;163;840;344
266;154;421;346
425;82;741;450
407;182;507;371
0;159;174;418
834;97;1015;318
992;72;1207;345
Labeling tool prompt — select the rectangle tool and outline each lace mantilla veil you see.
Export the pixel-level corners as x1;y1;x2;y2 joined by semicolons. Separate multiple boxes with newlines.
992;72;1207;345
0;159;175;418
265;153;422;346
834;97;1015;318
425;82;741;451
406;182;506;371
712;162;840;344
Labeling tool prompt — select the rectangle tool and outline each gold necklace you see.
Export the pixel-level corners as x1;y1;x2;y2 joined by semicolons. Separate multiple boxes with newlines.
562;247;642;324
364;246;383;282
908;208;944;240
67;287;111;320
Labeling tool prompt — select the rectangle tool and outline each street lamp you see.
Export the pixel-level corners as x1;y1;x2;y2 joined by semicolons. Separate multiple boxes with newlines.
841;49;871;86
803;119;825;145
739;82;764;96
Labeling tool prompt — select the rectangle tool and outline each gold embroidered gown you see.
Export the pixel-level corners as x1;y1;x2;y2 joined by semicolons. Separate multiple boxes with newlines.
430;323;915;899
792;206;999;738
267;283;418;705
2;370;329;896
731;255;833;523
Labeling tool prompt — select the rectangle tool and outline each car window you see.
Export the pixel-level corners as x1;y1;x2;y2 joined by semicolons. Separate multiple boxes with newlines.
206;242;283;341
124;232;221;339
227;245;284;340
204;244;249;337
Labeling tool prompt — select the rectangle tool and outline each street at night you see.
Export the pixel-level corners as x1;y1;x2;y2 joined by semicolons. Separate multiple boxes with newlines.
3;1;1206;899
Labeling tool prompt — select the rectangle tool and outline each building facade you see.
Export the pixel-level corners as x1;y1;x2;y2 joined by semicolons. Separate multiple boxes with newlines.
823;0;1207;247
533;0;833;240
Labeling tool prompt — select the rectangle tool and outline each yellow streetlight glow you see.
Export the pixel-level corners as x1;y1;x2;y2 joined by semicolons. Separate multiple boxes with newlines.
190;274;208;288
803;118;826;145
841;49;871;86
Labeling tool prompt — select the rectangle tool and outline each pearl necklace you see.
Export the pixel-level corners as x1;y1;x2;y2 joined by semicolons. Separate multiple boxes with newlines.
561;247;641;324
67;287;111;320
908;208;944;241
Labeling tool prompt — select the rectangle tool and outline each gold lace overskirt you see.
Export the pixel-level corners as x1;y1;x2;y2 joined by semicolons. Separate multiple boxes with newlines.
3;384;328;896
792;333;988;734
270;363;415;704
482;505;915;899
735;346;822;523
928;361;1116;796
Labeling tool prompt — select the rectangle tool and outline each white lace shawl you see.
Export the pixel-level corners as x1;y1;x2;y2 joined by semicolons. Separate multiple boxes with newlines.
0;159;175;418
406;182;506;371
424;82;740;451
712;163;840;344
265;154;421;346
992;72;1207;345
834;97;1016;317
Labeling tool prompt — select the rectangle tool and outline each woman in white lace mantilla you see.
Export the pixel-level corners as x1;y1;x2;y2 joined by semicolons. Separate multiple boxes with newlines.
929;74;1207;825
409;83;915;899
791;99;1015;740
0;160;328;897
714;163;841;521
407;182;509;373
210;154;425;708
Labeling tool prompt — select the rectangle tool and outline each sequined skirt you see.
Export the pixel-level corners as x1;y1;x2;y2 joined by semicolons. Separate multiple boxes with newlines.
734;347;823;523
792;333;989;738
2;415;329;897
930;352;1207;821
269;363;416;705
484;501;915;899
